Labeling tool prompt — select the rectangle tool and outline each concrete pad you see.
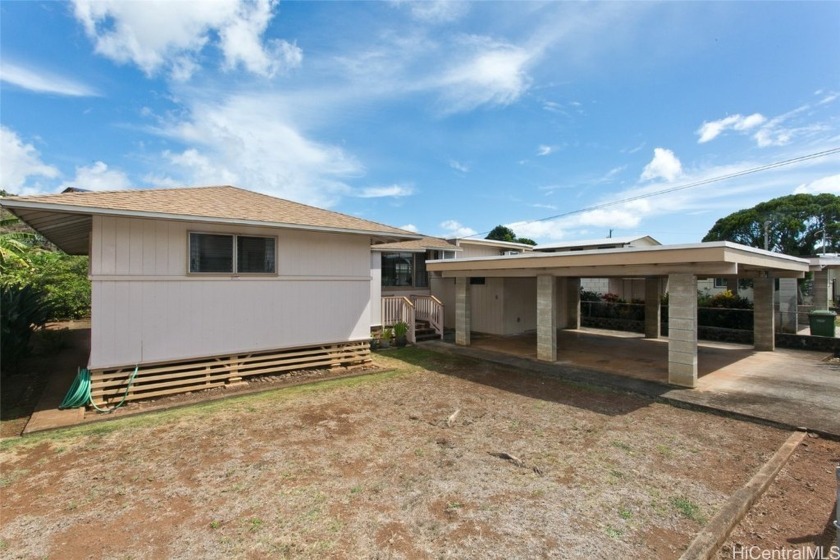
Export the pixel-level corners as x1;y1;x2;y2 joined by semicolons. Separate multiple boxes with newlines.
424;328;840;437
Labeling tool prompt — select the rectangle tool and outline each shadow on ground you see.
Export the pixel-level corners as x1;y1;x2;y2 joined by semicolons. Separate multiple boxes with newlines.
381;345;657;418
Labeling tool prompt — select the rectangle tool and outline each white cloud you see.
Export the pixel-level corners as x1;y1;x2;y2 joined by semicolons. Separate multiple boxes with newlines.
355;184;414;198
72;0;300;80
449;160;470;173
400;223;419;233
697;113;766;143
0;61;99;97
640;148;682;182
147;92;362;208
435;37;532;113
218;0;302;76
59;161;132;192
510;200;649;242
507;219;567;242
537;145;553;156
404;0;469;23
794;174;840;195
0;127;60;193
439;219;476;238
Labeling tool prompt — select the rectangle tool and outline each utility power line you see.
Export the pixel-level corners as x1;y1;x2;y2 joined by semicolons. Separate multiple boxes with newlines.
463;146;840;239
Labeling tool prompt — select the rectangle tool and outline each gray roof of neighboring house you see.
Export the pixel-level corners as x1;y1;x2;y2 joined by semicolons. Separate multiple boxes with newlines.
535;235;660;252
0;185;419;254
372;236;462;253
451;238;536;251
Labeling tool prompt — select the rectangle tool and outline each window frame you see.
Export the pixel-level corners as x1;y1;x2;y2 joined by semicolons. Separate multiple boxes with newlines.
188;231;278;276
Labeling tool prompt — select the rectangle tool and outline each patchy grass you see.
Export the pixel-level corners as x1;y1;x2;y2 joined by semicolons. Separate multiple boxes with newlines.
0;348;789;558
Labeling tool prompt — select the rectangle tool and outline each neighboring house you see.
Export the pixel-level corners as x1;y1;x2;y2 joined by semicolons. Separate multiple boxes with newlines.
1;186;418;405
434;238;536;333
371;236;535;336
370;236;460;335
534;235;661;300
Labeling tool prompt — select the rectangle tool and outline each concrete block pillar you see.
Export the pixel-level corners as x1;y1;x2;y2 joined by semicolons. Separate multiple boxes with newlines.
455;276;471;346
667;273;698;388
644;277;662;339
778;278;798;334
753;276;775;351
813;269;831;310
565;277;581;330
537;275;557;362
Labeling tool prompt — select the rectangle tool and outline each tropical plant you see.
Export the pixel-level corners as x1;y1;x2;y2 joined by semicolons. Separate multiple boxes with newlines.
0;216;40;273
1;284;51;372
3;252;90;320
393;321;409;338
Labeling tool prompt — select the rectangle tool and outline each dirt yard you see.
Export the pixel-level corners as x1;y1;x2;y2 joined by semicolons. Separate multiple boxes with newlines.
0;347;828;559
718;434;840;559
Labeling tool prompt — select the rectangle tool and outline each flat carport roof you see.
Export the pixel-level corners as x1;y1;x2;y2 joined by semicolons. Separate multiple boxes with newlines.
427;241;809;279
427;241;810;389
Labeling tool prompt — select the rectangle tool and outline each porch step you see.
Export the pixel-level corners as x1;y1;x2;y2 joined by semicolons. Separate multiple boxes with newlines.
414;321;441;341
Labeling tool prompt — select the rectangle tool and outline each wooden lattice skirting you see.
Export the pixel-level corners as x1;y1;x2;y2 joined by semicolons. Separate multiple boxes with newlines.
89;340;371;407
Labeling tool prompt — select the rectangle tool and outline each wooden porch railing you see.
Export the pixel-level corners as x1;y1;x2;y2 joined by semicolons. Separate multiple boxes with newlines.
381;296;416;343
413;295;444;339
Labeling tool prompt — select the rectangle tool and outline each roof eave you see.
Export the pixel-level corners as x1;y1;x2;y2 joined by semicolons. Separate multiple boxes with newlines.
0;199;420;240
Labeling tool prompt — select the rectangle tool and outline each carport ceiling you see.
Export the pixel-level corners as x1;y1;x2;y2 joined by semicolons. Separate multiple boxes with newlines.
427;241;809;279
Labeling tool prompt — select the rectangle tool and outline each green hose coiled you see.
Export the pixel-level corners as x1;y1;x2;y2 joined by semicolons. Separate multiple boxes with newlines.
59;366;140;413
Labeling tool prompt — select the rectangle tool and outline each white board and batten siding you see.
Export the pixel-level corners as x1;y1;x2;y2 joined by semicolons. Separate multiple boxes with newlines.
370;252;382;327
89;215;373;369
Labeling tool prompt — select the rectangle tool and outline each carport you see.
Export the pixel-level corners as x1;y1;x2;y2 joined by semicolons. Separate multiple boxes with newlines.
427;241;810;388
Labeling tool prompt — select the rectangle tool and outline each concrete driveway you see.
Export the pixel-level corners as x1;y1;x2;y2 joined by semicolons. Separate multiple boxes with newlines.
427;328;840;436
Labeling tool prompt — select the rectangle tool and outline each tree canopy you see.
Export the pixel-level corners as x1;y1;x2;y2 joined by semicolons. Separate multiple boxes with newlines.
485;225;537;246
702;193;840;256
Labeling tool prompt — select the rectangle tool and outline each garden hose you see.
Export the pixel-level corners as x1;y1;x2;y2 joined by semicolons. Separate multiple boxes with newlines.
58;365;139;413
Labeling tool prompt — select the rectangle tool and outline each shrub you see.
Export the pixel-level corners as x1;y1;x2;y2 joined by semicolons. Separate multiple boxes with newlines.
3;252;90;320
1;284;50;372
580;289;601;302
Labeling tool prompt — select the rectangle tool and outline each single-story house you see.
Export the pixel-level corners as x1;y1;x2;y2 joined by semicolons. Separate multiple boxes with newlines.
1;185;419;405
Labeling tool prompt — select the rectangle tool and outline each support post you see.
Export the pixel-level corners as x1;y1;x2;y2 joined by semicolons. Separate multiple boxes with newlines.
777;278;798;334
455;276;471;346
753;276;775;351
565;277;581;330
813;268;831;310
668;273;698;387
644;277;662;339
537;275;557;362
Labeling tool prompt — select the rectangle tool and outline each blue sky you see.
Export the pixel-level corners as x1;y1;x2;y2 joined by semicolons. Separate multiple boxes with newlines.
1;1;838;244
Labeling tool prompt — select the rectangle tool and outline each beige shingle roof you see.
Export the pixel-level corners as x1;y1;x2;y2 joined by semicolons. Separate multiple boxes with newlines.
3;185;417;237
372;236;461;252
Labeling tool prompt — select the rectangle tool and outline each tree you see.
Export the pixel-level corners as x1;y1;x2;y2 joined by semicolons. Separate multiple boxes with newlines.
485;225;537;246
702;193;840;256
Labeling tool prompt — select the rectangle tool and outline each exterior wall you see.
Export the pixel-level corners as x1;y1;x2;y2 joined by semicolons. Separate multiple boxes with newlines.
697;278;755;301
581;278;608;294
581;278;645;300
90;216;372;369
370;252;382;327
502;278;537;334
431;276;535;335
608;278;645;301
469;278;505;334
457;244;507;259
432;275;456;327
